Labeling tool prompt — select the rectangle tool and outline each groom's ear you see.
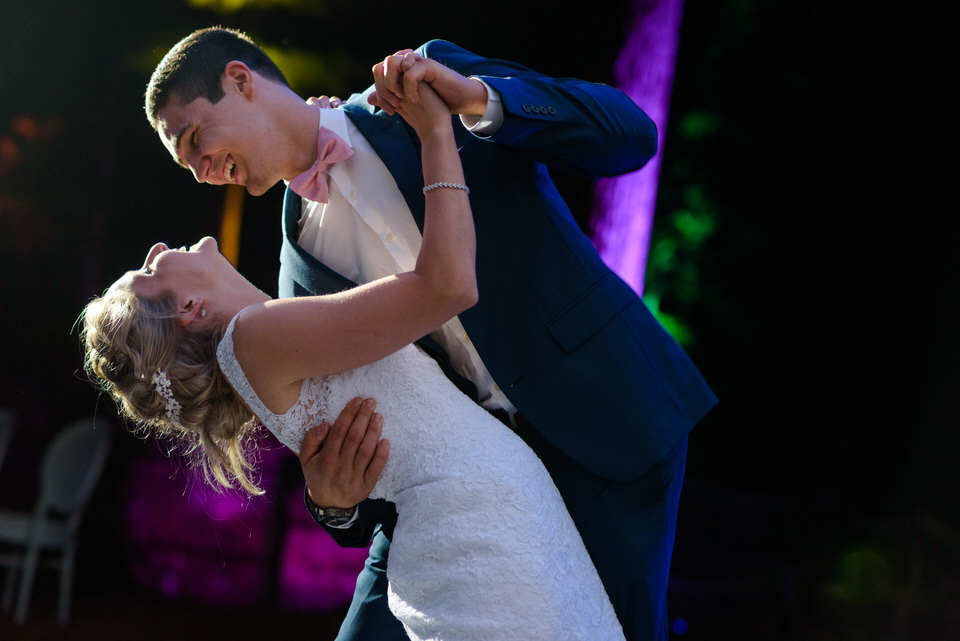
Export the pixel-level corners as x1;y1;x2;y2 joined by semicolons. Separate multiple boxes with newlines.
223;61;255;101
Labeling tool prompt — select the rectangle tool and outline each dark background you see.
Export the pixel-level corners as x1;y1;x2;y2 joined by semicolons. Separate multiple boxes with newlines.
1;0;958;638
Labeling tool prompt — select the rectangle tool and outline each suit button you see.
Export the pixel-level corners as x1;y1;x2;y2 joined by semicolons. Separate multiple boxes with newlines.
548;106;556;115
522;104;532;113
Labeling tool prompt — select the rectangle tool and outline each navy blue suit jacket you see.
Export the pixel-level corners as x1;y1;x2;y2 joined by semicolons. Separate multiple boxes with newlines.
279;40;716;542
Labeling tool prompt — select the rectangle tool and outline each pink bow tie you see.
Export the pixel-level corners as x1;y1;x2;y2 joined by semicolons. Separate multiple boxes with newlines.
288;125;354;203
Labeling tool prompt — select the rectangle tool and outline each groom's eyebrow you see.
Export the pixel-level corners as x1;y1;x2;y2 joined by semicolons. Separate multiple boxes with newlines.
169;126;189;169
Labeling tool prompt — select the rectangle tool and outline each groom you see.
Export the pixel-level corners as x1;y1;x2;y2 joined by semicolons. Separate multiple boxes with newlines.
146;28;716;641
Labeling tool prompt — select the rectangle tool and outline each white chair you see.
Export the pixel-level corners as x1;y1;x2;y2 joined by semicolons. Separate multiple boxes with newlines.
0;409;13;475
0;416;113;624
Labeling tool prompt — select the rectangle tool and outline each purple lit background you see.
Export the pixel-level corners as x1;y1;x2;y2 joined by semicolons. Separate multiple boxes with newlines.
123;436;368;610
591;0;684;295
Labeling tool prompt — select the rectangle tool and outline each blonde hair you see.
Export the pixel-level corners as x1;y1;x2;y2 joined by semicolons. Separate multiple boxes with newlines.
81;283;264;495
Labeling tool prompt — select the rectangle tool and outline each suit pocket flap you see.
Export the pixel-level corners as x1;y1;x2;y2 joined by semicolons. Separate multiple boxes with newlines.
547;274;635;352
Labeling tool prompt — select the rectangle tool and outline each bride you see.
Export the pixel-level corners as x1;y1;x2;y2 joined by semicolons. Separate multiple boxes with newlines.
82;81;624;641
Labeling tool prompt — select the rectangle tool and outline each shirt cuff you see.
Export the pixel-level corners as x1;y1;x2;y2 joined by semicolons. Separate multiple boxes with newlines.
460;78;503;135
326;506;360;529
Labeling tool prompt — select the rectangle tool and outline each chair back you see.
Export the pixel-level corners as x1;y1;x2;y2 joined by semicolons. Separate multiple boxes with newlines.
36;417;113;530
0;409;13;473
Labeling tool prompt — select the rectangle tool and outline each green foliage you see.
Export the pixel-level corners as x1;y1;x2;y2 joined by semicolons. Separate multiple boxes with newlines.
642;291;695;346
638;80;727;346
644;182;718;346
827;548;891;604
678;110;722;139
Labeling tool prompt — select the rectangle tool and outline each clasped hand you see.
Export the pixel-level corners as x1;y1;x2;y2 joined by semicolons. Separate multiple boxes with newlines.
368;49;488;119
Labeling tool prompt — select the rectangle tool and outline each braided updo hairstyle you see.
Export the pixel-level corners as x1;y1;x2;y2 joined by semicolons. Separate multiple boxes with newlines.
82;283;263;495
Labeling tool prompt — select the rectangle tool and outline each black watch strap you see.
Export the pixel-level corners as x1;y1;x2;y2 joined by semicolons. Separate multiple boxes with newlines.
303;485;357;525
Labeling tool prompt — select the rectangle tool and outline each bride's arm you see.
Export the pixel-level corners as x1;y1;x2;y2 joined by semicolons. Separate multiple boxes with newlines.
237;83;476;388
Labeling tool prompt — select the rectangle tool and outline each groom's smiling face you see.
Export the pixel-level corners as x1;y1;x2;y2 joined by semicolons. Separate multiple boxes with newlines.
156;94;264;195
154;64;291;197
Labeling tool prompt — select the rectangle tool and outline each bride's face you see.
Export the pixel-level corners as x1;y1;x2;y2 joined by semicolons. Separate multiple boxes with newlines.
118;236;224;303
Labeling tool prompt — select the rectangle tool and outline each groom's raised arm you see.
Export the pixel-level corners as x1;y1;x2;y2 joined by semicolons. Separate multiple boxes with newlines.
371;39;658;180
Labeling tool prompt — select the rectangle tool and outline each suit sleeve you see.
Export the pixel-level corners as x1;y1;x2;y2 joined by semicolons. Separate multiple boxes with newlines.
419;39;658;179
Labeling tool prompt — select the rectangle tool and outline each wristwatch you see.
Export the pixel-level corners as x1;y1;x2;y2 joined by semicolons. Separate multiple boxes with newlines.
303;485;357;525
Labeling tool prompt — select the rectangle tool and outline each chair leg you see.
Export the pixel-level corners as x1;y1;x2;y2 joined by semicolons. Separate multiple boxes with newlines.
57;540;76;625
2;565;19;614
14;543;40;625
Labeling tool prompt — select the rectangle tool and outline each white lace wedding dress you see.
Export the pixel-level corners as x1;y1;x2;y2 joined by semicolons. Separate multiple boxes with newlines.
217;314;625;641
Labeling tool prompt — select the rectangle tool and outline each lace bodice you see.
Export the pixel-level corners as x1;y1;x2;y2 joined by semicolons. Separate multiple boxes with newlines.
216;313;624;641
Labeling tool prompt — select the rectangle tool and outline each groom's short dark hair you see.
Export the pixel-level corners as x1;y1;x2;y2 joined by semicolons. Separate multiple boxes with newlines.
145;27;288;129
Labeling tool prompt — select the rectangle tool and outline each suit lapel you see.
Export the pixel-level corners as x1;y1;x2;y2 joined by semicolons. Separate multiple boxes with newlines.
340;97;476;233
280;188;357;295
343;101;426;232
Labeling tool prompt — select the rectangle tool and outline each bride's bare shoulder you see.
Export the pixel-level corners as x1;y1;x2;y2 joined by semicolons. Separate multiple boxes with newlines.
230;305;303;415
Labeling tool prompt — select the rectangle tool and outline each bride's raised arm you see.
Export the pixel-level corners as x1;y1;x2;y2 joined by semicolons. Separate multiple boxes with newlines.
235;83;476;393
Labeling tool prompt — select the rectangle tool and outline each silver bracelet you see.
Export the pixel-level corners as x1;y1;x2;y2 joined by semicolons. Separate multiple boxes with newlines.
423;182;470;195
